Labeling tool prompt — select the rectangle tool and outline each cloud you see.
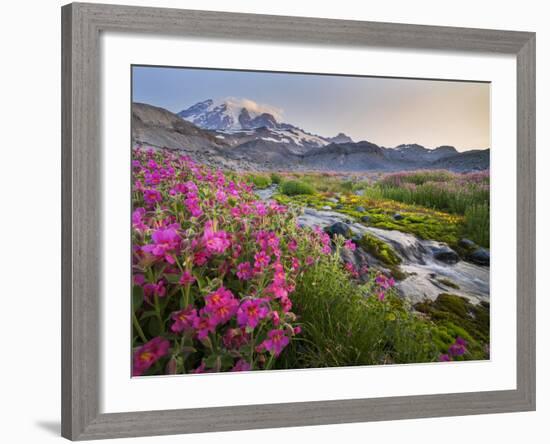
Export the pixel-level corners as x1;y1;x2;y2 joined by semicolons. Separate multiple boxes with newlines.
222;97;284;121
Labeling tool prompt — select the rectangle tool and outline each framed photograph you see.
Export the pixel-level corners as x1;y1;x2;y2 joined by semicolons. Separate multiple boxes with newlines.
61;2;535;440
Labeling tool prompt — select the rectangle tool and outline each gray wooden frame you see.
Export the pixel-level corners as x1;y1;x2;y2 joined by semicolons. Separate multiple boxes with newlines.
61;2;536;440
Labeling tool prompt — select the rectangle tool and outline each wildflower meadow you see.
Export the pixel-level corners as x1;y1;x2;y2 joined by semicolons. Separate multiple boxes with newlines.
131;147;480;376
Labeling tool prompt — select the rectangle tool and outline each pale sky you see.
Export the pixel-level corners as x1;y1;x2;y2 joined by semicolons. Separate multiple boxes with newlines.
132;66;490;152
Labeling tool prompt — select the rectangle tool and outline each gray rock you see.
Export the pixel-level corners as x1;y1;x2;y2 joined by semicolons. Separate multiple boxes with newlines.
324;222;351;239
468;248;490;266
355;206;366;213
459;238;477;249
335;204;344;210
360;215;371;223
321;205;332;210
327;197;339;204
393;213;404;221
431;246;460;264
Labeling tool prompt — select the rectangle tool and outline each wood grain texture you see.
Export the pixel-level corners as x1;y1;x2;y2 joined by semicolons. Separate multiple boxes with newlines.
61;2;536;440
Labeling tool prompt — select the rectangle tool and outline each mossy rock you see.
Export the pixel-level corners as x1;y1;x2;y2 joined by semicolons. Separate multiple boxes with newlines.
357;233;402;266
388;265;408;281
436;278;460;289
415;293;490;360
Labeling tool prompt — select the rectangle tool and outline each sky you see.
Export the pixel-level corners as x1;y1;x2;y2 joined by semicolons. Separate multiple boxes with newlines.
132;65;490;152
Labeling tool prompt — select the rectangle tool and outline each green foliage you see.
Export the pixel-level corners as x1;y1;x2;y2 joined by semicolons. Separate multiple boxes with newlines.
357;233;402;266
414;293;490;360
277;253;439;368
436;278;460;289
463;203;490;247
247;174;272;189
280;180;316;196
270;172;282;184
276;192;463;246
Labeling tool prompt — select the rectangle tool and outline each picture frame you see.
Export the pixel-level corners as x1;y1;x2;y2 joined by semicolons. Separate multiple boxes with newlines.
61;2;536;440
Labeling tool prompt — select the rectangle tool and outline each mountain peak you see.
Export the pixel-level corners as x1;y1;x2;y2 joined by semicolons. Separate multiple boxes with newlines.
327;132;354;144
178;97;283;131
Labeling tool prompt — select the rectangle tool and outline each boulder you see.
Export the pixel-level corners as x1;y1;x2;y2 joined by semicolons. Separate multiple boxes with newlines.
459;238;477;249
335;204;344;210
431;246;460;264
468;248;490;266
324;222;351;239
321;205;332;210
360;215;371;223
355;206;366;213
393;213;404;221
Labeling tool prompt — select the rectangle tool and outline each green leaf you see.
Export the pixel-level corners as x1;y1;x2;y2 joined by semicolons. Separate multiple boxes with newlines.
147;317;162;337
204;354;219;369
165;274;181;284
181;346;197;354
132;285;144;310
140;310;158;320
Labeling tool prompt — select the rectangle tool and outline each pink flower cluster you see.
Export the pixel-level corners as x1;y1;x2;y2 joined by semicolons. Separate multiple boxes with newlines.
131;148;332;375
439;337;469;362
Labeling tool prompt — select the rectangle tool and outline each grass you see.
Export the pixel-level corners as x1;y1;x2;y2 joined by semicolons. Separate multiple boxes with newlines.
275;192;464;247
464;203;490;247
273;169;489;249
280;180;316;196
246;173;272;189
277;249;440;368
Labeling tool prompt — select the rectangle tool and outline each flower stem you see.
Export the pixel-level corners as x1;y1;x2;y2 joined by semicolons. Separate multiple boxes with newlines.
132;311;148;343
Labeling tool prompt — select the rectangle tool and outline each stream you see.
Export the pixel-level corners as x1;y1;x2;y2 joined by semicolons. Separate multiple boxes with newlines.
256;185;489;305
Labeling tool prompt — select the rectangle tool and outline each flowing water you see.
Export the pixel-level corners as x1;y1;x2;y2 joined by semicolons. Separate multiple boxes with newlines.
256;186;489;305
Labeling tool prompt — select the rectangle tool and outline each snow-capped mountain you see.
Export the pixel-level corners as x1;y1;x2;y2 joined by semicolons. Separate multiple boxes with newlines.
178;98;353;150
178;98;287;131
133;102;489;173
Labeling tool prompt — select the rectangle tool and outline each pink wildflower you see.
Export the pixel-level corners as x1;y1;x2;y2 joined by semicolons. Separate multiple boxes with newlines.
143;280;166;300
254;251;270;269
261;329;290;357
344;239;357;251
202;221;231;254
179;271;196;286
193;250;209;266
287;239;298;252
132;207;147;231
236;262;254;280
170;306;198;333
193;315;216;340
143;189;162;206
203;287;238;324
141;227;180;264
231;359;251;372
237;298;269;329
132;337;170;376
375;274;395;289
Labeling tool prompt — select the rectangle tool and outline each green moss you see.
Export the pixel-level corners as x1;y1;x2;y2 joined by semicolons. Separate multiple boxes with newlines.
436;278;460;289
275;189;464;248
388;265;408;281
358;234;401;266
414;294;490;360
